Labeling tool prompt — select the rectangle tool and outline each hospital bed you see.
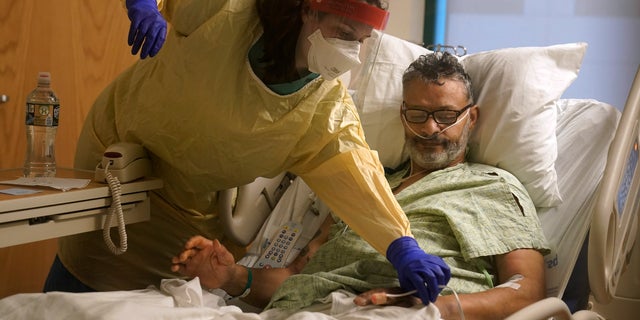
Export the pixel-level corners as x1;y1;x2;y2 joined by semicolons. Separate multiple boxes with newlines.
0;32;638;320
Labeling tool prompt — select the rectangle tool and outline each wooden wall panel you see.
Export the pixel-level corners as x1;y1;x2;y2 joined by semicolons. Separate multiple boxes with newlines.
0;0;138;298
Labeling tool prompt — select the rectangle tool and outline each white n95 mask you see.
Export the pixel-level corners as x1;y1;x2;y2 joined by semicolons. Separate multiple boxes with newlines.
307;29;361;81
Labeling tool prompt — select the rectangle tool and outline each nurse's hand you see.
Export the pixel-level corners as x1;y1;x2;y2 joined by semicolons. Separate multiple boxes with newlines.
386;236;451;305
171;236;236;290
125;0;167;59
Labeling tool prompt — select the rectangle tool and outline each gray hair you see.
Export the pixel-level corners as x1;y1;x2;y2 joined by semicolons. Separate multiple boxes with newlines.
402;52;474;104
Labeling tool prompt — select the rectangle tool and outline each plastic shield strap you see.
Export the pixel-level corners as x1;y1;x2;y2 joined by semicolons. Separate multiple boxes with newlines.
347;29;411;169
308;0;390;30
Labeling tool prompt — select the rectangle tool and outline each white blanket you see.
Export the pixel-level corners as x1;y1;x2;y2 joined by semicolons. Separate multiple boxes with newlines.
0;278;441;320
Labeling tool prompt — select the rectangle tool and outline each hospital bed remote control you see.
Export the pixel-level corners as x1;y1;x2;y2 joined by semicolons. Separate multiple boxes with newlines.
256;221;302;268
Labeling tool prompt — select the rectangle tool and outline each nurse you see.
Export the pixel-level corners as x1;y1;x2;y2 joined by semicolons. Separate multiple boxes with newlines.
44;0;450;305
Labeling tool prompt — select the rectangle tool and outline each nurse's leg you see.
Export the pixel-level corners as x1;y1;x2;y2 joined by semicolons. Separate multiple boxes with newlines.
43;255;96;293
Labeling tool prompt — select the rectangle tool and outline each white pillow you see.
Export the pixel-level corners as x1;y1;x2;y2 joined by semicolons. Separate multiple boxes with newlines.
462;43;587;207
351;31;586;208
349;31;431;168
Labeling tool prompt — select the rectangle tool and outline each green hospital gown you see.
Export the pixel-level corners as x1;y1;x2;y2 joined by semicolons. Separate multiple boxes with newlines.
267;162;550;310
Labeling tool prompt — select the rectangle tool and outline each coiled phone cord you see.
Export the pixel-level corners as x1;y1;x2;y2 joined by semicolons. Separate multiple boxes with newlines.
102;162;128;255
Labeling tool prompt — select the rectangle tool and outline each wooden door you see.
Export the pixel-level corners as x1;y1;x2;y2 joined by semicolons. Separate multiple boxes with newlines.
0;0;137;298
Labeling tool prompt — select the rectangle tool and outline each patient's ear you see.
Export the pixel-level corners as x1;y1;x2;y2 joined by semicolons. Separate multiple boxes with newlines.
469;105;479;129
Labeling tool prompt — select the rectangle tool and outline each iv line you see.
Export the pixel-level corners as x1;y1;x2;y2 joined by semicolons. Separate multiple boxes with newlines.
371;285;465;320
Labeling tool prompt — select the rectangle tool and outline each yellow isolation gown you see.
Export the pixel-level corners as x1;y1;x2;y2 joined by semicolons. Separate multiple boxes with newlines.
58;0;411;290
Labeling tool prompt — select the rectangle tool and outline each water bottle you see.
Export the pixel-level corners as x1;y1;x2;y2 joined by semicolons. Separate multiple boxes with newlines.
24;72;60;177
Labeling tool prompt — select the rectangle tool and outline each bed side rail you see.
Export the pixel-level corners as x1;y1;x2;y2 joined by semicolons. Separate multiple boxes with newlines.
589;65;640;303
504;297;605;320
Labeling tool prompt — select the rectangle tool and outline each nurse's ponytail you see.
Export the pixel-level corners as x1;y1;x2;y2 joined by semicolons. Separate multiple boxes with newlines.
256;0;303;84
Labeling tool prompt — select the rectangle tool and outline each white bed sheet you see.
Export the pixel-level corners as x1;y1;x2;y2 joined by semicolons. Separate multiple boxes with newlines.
0;277;440;320
540;99;620;298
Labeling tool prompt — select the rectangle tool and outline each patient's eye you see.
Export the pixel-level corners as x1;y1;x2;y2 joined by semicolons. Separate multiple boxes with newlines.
404;109;429;122
433;110;458;123
402;108;461;125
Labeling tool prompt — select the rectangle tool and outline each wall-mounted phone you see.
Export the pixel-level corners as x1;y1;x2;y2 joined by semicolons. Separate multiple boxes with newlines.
94;142;151;183
94;142;151;255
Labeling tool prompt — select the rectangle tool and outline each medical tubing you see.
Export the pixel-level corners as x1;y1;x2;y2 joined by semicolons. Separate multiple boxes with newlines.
402;108;469;140
442;285;465;320
374;285;465;320
102;163;128;255
386;236;451;304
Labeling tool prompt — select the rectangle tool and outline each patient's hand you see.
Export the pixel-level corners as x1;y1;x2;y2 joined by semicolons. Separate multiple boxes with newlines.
171;236;236;290
354;287;422;308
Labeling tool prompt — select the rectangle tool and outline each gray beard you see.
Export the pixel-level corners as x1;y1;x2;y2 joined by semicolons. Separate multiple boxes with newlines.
407;120;470;171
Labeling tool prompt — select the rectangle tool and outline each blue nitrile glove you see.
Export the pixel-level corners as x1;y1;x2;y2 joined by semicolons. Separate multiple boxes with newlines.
126;0;167;59
387;236;451;305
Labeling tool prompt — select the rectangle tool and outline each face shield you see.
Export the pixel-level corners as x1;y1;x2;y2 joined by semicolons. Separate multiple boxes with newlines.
329;3;417;169
305;0;389;81
309;0;389;30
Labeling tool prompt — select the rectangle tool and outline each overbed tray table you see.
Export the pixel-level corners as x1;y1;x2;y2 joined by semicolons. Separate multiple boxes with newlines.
0;168;162;248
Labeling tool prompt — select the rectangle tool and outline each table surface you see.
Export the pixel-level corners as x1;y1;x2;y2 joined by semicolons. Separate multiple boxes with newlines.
0;168;162;213
0;168;162;248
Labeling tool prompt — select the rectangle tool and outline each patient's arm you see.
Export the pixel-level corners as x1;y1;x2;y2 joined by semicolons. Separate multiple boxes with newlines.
171;236;241;290
435;248;545;320
171;236;295;307
355;248;545;320
171;216;335;308
246;215;334;308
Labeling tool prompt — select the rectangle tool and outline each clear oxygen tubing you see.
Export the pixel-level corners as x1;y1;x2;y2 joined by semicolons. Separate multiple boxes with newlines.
402;108;470;140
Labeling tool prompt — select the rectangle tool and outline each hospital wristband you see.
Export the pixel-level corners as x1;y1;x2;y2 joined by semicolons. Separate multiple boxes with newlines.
230;266;252;299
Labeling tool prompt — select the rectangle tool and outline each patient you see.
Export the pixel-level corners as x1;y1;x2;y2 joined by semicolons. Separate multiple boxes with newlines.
171;52;550;319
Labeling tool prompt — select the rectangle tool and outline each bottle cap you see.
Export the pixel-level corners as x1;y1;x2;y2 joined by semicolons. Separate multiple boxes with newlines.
37;72;51;85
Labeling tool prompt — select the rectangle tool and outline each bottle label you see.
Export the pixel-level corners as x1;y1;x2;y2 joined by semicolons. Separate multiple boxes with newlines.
26;103;60;127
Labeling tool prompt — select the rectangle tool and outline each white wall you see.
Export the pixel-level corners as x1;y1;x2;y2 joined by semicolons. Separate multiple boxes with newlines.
385;0;425;45
385;0;640;110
